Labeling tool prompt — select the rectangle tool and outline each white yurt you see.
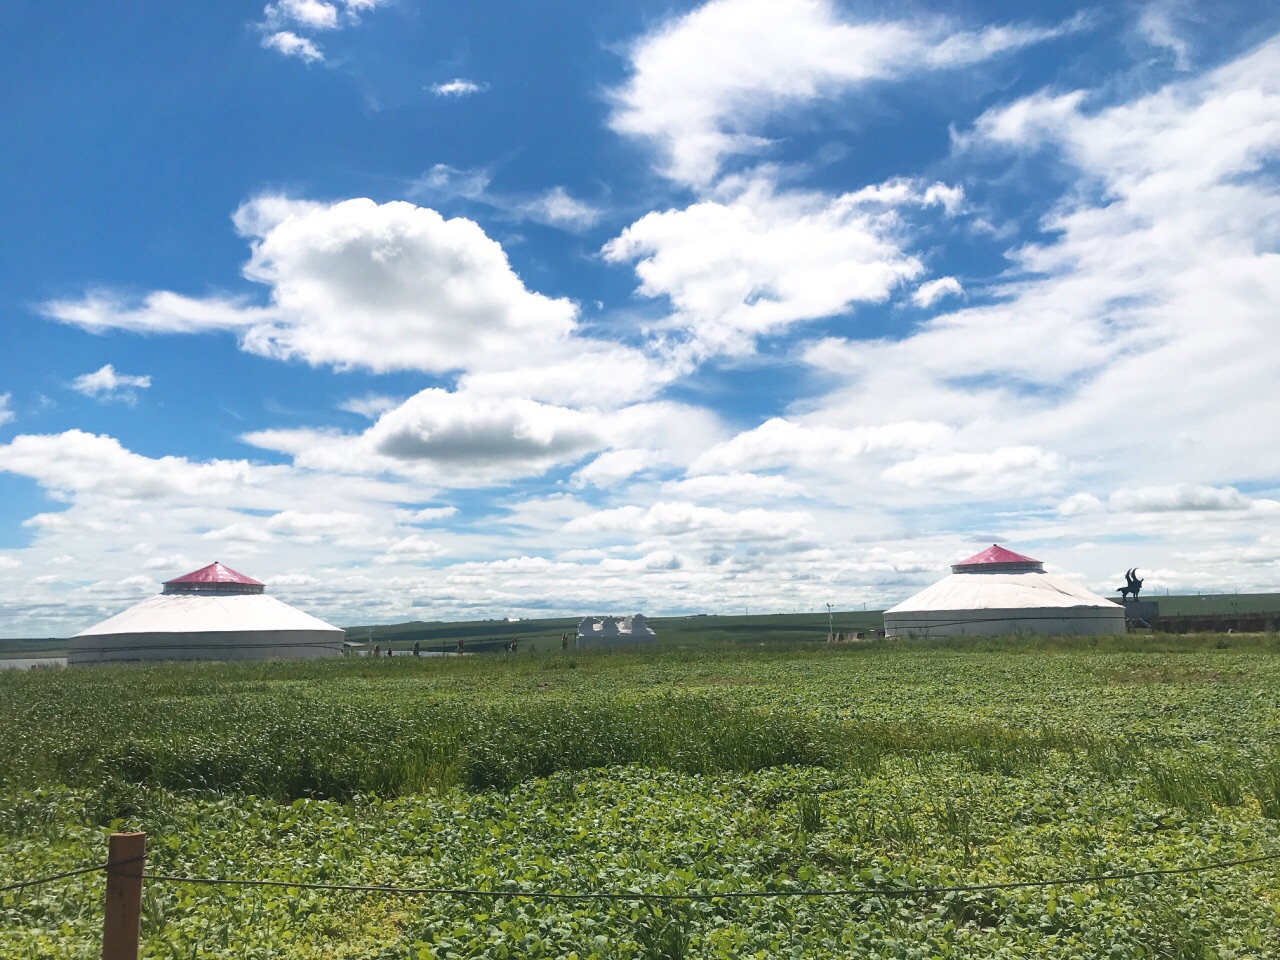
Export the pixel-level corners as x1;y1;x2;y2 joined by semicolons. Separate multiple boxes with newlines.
69;562;345;664
576;614;657;650
883;545;1126;638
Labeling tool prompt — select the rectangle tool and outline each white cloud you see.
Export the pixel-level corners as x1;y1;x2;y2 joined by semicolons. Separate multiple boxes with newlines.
142;555;194;572
202;522;273;544
257;0;383;62
661;472;804;500
413;168;601;234
431;79;486;97
264;510;368;539
1057;492;1105;516
70;364;151;404
882;446;1062;494
0;555;22;570
262;31;325;62
566;501;812;541
0;431;264;502
1137;1;1193;70
692;418;952;475
604;176;957;356
45;291;264;335
265;0;338;30
266;572;321;586
411;164;492;201
0;393;12;427
245;388;603;481
405;506;458;523
573;449;653;488
48;197;581;376
1108;484;1269;513
339;394;403;418
610;0;1081;185
246;388;723;486
911;276;964;308
799;37;1280;501
518;187;602;230
381;534;447;561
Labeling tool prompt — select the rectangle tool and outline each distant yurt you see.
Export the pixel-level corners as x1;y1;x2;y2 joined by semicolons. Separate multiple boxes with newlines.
883;545;1125;638
576;614;657;650
69;562;344;664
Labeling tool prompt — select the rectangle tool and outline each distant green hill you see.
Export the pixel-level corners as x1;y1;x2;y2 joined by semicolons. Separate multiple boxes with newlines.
345;609;889;652
6;594;1280;657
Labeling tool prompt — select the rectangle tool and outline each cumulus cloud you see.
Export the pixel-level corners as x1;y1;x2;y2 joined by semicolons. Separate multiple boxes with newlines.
265;0;339;31
245;388;723;487
262;31;325;62
47;197;580;376
1108;484;1270;513
0;393;12;427
258;0;384;62
911;276;964;307
0;431;263;502
610;0;1081;185
605;176;957;356
245;388;604;481
70;364;152;404
431;79;486;97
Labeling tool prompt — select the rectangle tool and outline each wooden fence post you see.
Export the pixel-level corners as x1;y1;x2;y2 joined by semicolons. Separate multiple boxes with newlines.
102;831;146;960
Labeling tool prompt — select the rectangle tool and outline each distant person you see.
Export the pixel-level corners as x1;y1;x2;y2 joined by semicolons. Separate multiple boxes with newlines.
510;638;518;653
413;641;420;657
457;638;464;654
561;632;569;651
373;644;380;658
387;646;393;658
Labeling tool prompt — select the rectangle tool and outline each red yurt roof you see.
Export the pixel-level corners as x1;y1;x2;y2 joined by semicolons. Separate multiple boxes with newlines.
165;562;262;586
163;562;265;595
951;544;1044;574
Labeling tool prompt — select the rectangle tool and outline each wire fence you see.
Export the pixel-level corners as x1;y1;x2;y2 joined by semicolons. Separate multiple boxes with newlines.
7;848;1278;900
6;839;1279;956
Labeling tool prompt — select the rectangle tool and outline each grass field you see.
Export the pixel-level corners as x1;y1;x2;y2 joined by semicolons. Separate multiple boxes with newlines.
3;636;1280;957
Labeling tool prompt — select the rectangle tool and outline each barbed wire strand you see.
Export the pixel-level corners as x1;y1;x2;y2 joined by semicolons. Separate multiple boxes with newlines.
0;854;146;895
140;850;1280;902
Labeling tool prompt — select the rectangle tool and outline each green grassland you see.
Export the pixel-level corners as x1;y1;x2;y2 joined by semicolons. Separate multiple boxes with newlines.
3;638;1280;957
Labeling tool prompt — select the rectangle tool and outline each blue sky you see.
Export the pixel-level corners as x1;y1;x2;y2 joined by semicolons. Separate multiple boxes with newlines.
2;0;1279;635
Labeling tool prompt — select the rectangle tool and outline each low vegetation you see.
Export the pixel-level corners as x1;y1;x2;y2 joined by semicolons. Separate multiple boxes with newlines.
3;638;1279;957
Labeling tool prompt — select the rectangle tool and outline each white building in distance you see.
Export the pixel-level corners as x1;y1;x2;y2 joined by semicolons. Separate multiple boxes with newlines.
883;545;1126;638
576;614;657;650
69;562;344;664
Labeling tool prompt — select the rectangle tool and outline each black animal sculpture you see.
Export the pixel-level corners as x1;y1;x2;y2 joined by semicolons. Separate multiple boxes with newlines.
1118;568;1144;601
